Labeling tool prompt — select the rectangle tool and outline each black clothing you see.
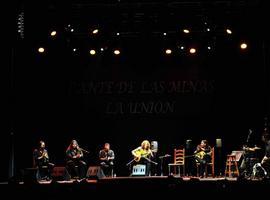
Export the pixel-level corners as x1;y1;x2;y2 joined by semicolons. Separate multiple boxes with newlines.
99;149;115;177
33;148;54;180
66;148;86;179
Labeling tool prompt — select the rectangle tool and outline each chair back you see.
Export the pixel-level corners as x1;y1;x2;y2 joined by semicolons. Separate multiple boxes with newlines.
174;148;185;165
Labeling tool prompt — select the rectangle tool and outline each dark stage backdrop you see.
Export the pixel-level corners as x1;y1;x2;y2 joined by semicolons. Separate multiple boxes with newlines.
8;1;270;180
11;37;268;177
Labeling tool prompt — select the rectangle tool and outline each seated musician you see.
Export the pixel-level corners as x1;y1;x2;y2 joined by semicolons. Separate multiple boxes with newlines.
239;129;261;178
261;132;270;176
33;140;54;181
66;140;87;179
131;140;153;176
240;145;261;178
99;143;115;177
194;140;212;178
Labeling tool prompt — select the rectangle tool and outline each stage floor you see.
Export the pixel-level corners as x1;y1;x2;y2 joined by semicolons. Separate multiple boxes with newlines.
33;176;238;184
1;176;269;199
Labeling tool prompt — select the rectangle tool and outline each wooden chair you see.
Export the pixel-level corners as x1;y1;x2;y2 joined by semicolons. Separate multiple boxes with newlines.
168;148;185;177
196;147;215;177
33;155;49;181
225;154;239;177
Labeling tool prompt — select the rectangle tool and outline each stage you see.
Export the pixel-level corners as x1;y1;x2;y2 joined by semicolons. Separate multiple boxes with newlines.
2;176;269;199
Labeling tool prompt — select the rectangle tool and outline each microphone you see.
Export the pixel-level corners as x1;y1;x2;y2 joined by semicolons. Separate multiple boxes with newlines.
246;129;253;143
159;154;171;159
79;147;90;154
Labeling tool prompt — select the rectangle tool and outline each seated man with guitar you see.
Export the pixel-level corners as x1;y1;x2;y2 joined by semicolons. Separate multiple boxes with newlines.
194;140;212;178
131;140;157;176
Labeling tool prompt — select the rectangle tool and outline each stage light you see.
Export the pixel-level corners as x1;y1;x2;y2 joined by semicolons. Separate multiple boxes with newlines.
183;29;190;34
73;48;77;52
114;49;121;55
163;32;167;36
116;32;120;36
226;29;232;34
206;28;211;32
50;31;57;37
100;48;104;52
189;48;196;54
38;47;45;53
66;24;75;33
89;49;96;55
92;29;99;34
207;46;211;50
240;43;247;50
180;46;185;50
165;49;172;55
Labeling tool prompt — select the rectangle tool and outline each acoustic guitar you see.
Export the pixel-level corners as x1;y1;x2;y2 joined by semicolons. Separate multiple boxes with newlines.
133;150;158;165
195;151;206;160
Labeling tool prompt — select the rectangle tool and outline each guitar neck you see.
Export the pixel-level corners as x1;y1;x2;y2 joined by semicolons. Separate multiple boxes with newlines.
141;157;158;165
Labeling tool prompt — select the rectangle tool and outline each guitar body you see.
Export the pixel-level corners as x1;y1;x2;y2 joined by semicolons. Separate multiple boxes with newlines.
133;149;158;165
134;156;141;162
134;150;148;162
195;151;206;160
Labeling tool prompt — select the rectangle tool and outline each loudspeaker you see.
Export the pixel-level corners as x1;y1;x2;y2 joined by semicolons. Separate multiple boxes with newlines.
23;168;38;184
132;164;146;176
51;167;70;181
86;166;105;179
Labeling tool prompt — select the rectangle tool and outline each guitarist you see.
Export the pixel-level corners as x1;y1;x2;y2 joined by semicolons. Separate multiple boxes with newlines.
194;140;212;178
131;140;154;176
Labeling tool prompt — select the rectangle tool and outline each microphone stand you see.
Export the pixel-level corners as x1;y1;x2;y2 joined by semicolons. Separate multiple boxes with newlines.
246;130;252;145
159;154;171;176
